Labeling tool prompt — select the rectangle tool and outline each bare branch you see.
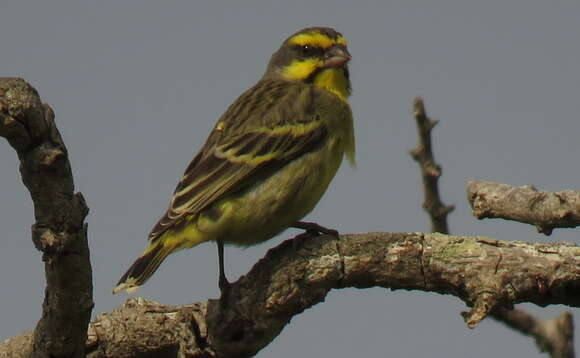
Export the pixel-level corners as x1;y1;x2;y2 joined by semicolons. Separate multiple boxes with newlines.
409;99;576;357
0;78;92;358
3;231;579;358
409;97;455;233
494;308;575;358
467;180;580;235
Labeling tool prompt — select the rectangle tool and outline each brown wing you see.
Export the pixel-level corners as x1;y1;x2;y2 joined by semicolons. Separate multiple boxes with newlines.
148;81;328;240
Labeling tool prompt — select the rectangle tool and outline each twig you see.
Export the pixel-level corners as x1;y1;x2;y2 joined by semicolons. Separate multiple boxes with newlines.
468;180;580;235
495;308;575;358
409;97;455;233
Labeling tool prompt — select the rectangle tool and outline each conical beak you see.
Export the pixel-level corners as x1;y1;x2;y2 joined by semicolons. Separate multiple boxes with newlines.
324;46;351;68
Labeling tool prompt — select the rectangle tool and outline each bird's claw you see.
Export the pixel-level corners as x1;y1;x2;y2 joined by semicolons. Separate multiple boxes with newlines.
292;221;339;237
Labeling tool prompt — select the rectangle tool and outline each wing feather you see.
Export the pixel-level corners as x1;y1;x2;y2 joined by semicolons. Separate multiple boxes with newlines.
149;81;327;239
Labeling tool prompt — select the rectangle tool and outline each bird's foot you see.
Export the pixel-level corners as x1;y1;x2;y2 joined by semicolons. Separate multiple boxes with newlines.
219;276;231;306
292;221;339;237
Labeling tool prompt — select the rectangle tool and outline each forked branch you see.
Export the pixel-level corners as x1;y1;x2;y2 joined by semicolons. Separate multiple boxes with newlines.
409;97;576;358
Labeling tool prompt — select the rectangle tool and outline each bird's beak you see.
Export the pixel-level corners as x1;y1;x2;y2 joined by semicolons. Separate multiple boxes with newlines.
324;46;351;68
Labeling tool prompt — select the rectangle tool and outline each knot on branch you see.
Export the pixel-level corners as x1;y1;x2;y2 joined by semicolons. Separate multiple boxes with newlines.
0;78;46;152
462;292;498;328
31;192;89;257
32;226;63;256
28;142;66;171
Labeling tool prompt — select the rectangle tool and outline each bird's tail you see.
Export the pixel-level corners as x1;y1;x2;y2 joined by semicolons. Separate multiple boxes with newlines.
113;240;177;294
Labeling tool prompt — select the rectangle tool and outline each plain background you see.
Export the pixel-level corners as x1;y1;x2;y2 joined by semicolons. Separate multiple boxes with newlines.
1;1;579;357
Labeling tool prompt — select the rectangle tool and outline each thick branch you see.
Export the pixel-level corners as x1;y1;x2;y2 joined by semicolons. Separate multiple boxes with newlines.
0;78;92;358
467;180;580;235
3;232;578;358
409;97;455;233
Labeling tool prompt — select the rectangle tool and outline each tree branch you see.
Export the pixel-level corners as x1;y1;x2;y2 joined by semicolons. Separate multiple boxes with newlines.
494;308;575;358
467;180;580;235
2;82;577;358
409;97;455;233
2;232;579;357
409;98;576;357
0;78;92;358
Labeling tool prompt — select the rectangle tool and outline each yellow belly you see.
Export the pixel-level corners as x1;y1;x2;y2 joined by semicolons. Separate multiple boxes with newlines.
160;135;344;250
221;135;345;246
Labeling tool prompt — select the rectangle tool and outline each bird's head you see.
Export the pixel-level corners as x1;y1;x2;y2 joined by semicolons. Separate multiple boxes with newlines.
265;27;352;101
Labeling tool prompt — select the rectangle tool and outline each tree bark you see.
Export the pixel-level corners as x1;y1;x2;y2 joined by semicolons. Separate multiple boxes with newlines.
468;180;580;235
2;232;579;358
0;78;93;358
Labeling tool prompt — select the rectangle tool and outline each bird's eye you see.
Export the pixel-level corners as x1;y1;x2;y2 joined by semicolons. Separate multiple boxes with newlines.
299;44;317;57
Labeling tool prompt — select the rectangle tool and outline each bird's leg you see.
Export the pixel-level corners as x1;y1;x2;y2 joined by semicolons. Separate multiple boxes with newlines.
217;239;230;295
292;221;339;237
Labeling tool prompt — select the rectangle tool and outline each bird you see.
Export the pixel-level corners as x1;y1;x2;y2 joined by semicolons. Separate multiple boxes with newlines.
113;26;355;295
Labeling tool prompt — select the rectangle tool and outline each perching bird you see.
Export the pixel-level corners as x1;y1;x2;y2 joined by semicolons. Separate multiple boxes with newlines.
114;27;355;294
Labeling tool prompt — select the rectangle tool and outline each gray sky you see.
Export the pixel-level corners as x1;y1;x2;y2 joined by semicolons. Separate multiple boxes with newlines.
1;1;579;356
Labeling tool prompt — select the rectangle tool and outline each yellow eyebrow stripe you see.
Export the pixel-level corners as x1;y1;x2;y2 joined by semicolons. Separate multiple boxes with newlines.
288;32;347;48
